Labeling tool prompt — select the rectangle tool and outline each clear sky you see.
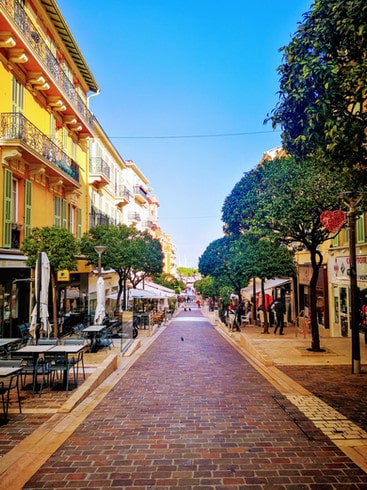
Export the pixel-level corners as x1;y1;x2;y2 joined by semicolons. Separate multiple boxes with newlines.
57;0;312;268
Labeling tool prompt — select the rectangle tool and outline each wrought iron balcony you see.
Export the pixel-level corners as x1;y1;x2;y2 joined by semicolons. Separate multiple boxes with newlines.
128;211;141;222
0;0;94;130
115;185;131;207
133;185;148;204
0;112;79;182
89;157;111;188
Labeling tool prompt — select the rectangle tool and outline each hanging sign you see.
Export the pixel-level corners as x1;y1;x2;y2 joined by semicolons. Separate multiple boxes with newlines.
57;270;70;281
320;210;346;233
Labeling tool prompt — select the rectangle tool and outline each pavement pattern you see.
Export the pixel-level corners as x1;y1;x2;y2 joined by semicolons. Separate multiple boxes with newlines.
18;309;367;489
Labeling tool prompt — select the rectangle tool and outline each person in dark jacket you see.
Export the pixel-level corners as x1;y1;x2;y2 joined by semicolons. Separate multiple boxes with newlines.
273;300;285;335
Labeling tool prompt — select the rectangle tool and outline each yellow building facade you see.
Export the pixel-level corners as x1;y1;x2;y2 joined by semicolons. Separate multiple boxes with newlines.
0;0;97;335
0;0;176;336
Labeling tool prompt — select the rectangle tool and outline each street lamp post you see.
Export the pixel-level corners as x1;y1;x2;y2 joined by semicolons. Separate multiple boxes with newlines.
94;245;107;277
342;193;363;374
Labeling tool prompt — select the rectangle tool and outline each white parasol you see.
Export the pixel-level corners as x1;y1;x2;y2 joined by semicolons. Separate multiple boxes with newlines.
30;251;51;338
94;276;106;325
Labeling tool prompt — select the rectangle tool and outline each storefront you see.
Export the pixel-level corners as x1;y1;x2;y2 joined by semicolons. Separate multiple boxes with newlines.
241;277;293;323
0;253;31;337
298;264;329;329
328;253;367;337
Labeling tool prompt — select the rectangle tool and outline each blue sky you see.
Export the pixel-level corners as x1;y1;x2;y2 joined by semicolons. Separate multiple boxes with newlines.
57;0;312;268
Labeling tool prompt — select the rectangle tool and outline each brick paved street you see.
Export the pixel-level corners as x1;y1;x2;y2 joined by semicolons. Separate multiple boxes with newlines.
21;310;367;489
280;364;367;434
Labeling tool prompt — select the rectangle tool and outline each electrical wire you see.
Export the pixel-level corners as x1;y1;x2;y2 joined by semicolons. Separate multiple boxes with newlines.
107;129;280;140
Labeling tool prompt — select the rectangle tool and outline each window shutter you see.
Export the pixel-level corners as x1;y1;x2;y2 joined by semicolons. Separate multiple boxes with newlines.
54;196;61;227
24;180;32;238
77;207;82;239
62;199;67;228
3;168;12;247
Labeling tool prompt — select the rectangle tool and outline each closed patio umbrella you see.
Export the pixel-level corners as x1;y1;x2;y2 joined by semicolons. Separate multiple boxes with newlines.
94;276;106;325
30;251;51;338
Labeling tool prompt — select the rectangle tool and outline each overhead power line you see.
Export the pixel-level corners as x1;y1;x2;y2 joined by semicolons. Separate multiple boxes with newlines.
107;129;280;140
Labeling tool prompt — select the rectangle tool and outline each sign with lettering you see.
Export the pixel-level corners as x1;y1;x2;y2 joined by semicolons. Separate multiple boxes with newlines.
328;255;367;283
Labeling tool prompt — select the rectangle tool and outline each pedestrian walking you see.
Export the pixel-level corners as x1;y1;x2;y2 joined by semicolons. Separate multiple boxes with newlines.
273;299;285;334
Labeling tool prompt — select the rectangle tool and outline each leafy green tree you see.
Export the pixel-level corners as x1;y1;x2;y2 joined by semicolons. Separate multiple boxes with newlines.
268;0;367;191
127;232;164;287
21;226;78;337
152;273;185;294
80;224;163;314
199;233;295;326
222;168;262;236
176;267;199;284
222;156;343;349
267;0;367;367
198;236;253;298
194;275;218;300
246;236;296;330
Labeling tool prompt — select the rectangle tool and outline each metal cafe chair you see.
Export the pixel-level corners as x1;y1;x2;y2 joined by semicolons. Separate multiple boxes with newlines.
63;339;86;382
37;339;58;345
0;359;23;420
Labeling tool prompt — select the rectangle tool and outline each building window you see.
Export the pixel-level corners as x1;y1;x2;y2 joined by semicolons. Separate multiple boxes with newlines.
54;196;61;227
24;180;32;239
77;208;82;239
11;178;18;223
12;77;24;113
357;214;365;244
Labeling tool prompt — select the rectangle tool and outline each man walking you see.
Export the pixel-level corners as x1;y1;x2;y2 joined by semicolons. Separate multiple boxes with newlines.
273;300;285;335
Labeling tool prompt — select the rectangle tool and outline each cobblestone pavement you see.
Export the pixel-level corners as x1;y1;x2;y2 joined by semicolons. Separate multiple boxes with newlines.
21;310;367;489
280;365;367;434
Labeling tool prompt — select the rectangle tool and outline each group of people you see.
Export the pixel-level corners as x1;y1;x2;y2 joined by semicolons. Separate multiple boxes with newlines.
257;299;285;334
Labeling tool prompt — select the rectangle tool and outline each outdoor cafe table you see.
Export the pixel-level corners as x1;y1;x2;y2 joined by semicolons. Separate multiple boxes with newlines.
0;338;21;348
0;366;23;423
46;344;87;390
14;345;54;392
0;338;21;356
81;325;108;352
16;344;54;357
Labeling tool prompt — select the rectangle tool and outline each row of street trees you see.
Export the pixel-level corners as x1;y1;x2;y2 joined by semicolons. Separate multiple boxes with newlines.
198;0;367;357
21;224;164;337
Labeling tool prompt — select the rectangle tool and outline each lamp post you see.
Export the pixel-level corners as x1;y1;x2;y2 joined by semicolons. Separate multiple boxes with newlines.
94;245;107;277
342;193;363;374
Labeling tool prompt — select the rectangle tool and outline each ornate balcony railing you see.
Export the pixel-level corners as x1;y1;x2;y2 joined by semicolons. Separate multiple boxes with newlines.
0;0;94;129
128;211;141;222
133;185;148;201
0;112;79;181
89;157;111;181
116;185;131;200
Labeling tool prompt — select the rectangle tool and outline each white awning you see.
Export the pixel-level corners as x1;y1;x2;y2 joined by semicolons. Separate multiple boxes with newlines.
129;288;162;299
241;278;290;299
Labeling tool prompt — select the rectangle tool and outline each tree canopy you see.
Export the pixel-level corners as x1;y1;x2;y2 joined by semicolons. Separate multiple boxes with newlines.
79;224;163;313
222;155;344;349
21;226;79;336
268;0;367;191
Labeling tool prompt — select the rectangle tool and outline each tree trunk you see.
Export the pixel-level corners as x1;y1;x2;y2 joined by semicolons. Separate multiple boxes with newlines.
309;248;322;351
114;275;124;317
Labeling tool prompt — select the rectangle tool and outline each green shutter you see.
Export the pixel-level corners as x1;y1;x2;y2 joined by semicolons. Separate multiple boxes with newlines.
54;196;61;227
24;180;32;239
77;207;82;239
357;214;365;244
62;199;67;228
3;168;12;248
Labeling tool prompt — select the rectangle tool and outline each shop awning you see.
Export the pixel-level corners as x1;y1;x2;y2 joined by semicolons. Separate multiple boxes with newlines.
129;288;163;299
241;278;290;299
